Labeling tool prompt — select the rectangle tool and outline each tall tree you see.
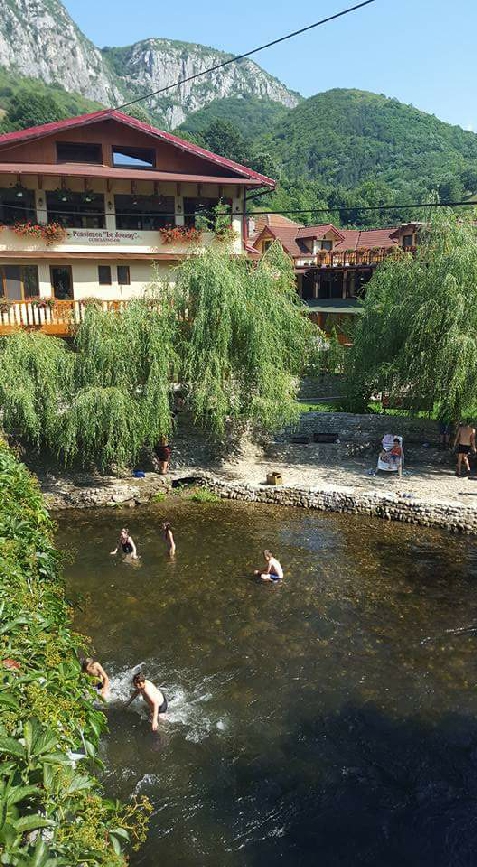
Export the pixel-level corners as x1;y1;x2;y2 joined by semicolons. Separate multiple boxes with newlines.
345;210;477;418
7;89;68;129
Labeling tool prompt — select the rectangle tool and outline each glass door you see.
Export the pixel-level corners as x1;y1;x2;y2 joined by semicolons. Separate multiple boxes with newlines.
50;266;73;300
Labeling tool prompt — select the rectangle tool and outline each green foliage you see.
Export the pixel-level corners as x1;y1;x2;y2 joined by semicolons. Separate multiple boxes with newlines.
177;96;289;140
345;210;477;418
0;440;151;864
170;242;313;434
0;248;312;468
188;486;221;503
0;69;102;133
0;332;71;445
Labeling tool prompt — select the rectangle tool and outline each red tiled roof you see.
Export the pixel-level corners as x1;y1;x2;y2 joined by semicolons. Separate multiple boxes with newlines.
0;109;275;189
332;227;399;251
251;213;300;237
296;223;345;242
254;224;303;257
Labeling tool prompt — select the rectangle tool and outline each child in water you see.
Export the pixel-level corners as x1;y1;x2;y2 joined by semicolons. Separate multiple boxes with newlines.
254;550;283;583
163;522;176;557
110;528;138;560
124;672;168;731
81;657;110;700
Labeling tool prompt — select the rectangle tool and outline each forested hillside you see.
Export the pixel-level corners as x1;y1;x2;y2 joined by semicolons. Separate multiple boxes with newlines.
177;96;289;139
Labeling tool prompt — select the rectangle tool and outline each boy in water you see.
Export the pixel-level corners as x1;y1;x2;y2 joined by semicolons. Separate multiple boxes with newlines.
81;657;110;700
124;672;168;731
254;550;283;583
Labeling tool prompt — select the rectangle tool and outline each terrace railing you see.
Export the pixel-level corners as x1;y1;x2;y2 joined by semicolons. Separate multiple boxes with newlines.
0;299;127;336
295;248;395;269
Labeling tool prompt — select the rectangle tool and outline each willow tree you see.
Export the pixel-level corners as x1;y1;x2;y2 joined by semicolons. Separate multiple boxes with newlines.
0;331;71;446
61;294;177;468
346;210;477;418
0;244;313;469
170;241;313;433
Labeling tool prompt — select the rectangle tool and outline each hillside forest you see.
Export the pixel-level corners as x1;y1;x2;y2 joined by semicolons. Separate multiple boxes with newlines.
1;73;476;229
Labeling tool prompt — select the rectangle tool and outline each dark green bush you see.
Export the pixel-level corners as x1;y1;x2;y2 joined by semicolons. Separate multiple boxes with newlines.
0;440;150;865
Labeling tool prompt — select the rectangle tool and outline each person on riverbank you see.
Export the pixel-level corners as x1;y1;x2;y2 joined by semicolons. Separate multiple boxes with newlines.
254;550;283;583
454;422;476;476
124;672;168;731
156;437;171;475
163;522;176;557
110;528;138;560
81;657;110;700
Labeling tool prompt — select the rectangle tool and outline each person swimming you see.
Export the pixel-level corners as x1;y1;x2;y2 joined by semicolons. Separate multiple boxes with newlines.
163;522;176;557
254;550;283;583
81;657;110;700
124;672;168;731
110;528;138;559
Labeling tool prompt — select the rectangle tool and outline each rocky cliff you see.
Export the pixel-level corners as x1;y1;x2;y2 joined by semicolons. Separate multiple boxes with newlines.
0;0;300;127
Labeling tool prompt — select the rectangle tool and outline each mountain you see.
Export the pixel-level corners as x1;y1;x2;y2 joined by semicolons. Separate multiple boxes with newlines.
176;96;290;140
0;0;300;128
262;89;477;193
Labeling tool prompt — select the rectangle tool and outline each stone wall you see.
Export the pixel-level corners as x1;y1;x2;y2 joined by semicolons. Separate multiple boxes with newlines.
197;474;477;535
299;375;345;401
277;411;440;447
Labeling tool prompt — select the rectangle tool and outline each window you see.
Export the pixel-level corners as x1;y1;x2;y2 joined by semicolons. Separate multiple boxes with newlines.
402;234;413;248
318;272;343;300
263;239;273;252
320;240;333;251
0;187;36;226
0;265;39;300
46;190;105;229
98;266;112;285
184;197;219;229
114;195;174;230
50;266;73;300
57;142;103;164
112;146;156;169
117;265;131;285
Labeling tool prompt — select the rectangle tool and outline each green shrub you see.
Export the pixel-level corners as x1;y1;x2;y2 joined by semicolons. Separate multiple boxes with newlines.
188;486;221;503
0;440;151;864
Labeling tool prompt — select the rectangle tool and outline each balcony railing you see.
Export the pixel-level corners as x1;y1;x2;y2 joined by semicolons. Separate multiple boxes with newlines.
0;299;127;336
295;249;395;269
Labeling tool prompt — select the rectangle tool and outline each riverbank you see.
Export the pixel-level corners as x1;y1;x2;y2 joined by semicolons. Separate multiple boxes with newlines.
34;409;477;533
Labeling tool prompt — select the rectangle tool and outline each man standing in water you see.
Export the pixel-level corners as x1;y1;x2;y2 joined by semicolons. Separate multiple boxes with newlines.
254;550;283;583
124;672;168;731
454;421;476;476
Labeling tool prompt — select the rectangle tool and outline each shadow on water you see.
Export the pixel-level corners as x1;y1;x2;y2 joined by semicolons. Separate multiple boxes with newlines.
206;702;477;867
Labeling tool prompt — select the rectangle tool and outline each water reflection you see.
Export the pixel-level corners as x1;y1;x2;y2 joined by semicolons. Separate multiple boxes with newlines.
57;502;477;866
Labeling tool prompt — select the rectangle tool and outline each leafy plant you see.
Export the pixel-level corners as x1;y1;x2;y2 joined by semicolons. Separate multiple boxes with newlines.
188;486;221;503
0;441;151;863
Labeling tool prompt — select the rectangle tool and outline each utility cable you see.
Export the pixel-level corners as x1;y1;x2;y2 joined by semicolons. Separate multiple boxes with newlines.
0;198;474;222
113;0;378;111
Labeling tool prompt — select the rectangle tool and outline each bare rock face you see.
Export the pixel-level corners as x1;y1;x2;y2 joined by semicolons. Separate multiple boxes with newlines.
103;39;301;128
0;0;122;104
0;0;300;128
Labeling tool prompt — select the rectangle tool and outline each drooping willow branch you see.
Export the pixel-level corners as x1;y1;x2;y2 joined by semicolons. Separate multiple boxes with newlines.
345;209;477;419
0;244;313;469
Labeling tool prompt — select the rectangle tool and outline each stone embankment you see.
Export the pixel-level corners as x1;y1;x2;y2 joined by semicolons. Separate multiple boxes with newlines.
42;472;170;510
196;474;477;535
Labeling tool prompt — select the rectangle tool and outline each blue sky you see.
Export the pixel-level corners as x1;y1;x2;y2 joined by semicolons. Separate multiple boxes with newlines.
63;0;477;131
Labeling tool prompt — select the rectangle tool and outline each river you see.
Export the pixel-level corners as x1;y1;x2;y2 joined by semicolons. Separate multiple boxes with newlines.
57;500;477;866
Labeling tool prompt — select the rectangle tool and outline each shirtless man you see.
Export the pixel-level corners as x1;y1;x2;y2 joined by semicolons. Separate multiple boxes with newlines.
124;672;168;731
163;522;176;558
254;550;283;583
81;657;110;700
454;421;476;476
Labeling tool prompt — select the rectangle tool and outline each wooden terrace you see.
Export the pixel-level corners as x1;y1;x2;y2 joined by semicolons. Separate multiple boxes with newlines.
0;299;127;336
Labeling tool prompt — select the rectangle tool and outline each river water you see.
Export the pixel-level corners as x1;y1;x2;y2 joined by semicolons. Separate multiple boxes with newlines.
57;501;477;867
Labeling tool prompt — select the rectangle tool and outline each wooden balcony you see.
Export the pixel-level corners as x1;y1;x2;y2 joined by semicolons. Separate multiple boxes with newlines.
295;248;393;270
0;299;127;336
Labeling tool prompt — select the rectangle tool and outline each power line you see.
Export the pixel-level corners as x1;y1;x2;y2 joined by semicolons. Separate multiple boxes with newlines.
0;199;474;221
114;0;378;111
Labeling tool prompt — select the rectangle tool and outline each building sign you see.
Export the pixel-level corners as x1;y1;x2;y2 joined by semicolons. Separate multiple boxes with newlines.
68;229;142;244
